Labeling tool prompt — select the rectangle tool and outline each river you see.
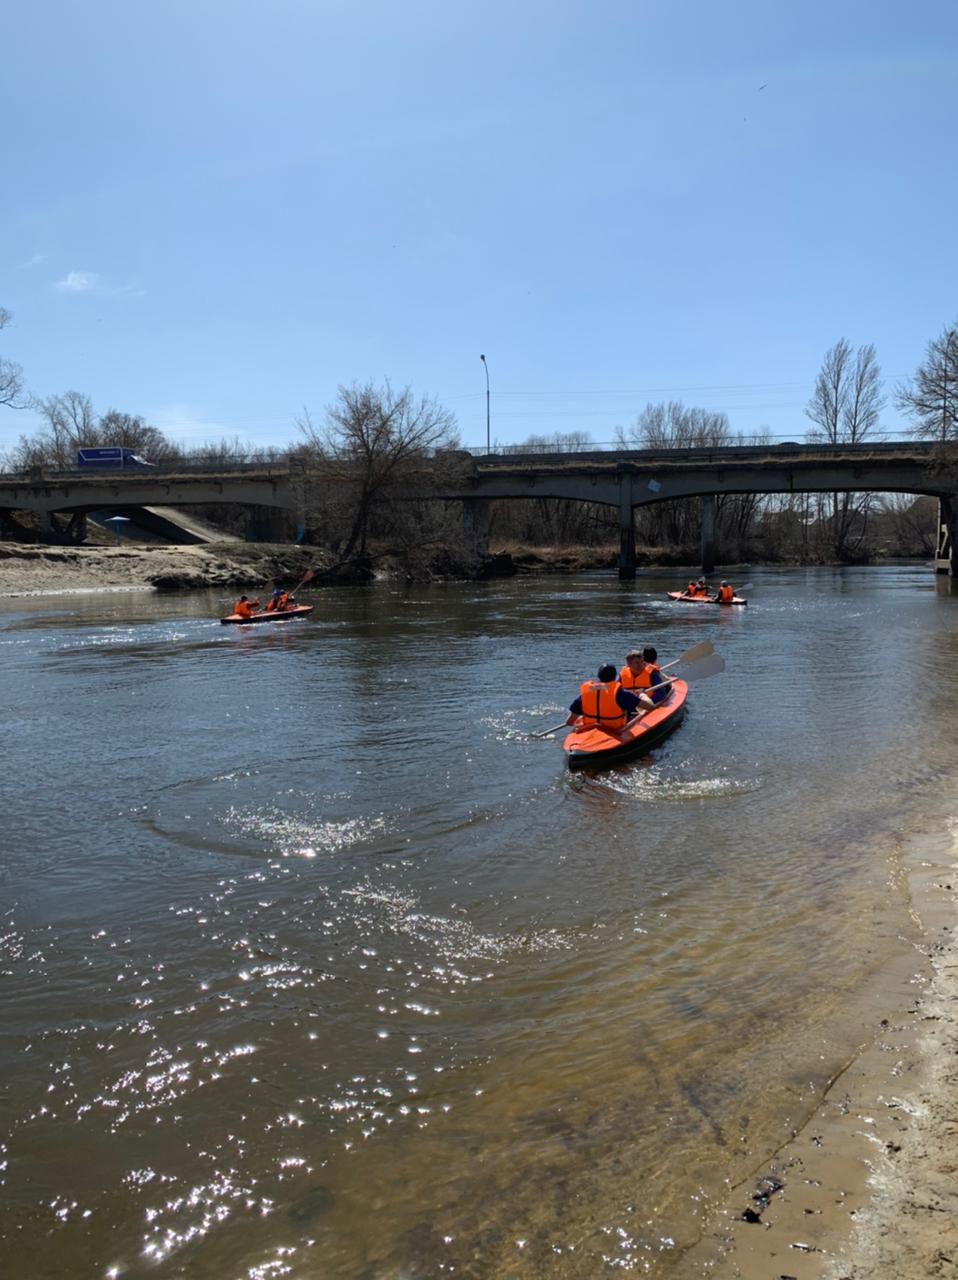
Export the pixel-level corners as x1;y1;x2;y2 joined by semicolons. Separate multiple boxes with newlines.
1;566;956;1279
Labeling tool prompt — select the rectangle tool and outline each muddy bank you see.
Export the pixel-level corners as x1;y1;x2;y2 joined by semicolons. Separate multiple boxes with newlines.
676;821;958;1280
0;541;630;595
0;542;329;595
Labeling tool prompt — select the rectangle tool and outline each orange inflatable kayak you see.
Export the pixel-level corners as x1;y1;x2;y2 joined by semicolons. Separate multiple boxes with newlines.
667;591;747;606
220;605;314;625
563;679;687;770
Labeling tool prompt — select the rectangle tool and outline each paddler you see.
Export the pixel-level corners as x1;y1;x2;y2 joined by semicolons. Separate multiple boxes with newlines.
695;577;709;597
233;594;260;619
265;586;287;612
566;662;654;730
717;579;734;602
620;647;668;704
684;579;697;597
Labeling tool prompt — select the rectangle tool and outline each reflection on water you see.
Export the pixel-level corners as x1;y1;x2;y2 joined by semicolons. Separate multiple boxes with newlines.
1;567;957;1277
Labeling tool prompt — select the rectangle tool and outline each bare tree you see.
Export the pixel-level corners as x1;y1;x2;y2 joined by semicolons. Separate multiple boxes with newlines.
30;391;96;466
0;308;26;409
805;339;883;444
97;410;181;461
9;395;183;470
616;401;732;450
805;339;884;560
895;323;958;441
506;430;595;454
299;381;458;560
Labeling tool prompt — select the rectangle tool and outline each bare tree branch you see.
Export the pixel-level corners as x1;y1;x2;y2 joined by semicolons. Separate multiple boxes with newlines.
895;322;958;441
0;307;27;409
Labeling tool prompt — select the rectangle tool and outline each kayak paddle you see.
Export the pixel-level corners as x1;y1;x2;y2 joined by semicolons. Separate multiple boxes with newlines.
659;639;714;671
655;652;725;686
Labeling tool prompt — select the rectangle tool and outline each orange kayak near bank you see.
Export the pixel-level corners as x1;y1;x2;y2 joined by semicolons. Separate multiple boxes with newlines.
563;679;688;770
220;605;314;625
667;591;747;606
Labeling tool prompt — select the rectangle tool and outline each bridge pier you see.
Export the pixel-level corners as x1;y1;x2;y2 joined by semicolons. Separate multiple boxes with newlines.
462;498;491;563
245;505;290;543
618;476;636;580
701;494;716;573
936;496;957;575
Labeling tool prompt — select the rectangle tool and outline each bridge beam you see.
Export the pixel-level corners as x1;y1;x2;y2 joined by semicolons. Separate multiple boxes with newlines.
618;475;636;580
936;496;957;575
701;494;716;573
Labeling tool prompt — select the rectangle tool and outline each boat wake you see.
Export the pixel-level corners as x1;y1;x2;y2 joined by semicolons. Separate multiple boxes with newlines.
598;765;761;802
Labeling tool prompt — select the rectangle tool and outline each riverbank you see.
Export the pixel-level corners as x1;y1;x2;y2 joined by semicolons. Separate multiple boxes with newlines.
0;542;326;595
0;540;621;595
678;819;958;1279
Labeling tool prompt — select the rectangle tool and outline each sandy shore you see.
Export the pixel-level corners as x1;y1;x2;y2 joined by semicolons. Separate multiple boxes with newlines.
677;821;958;1279
0;542;319;596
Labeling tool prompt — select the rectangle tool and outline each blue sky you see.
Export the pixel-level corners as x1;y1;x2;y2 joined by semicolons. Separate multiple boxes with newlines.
2;0;957;454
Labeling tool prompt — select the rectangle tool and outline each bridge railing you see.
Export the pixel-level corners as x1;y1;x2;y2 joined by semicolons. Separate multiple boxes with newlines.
0;458;297;482
474;439;934;468
0;439;941;484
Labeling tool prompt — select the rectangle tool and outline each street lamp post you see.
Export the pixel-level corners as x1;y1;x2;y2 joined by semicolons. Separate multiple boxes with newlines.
480;354;490;455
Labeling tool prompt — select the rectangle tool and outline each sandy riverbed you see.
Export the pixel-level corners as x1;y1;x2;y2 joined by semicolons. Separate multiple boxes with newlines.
676;820;958;1280
0;542;319;595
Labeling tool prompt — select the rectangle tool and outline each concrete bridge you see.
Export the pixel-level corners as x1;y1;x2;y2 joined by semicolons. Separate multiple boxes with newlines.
440;440;957;576
0;440;954;575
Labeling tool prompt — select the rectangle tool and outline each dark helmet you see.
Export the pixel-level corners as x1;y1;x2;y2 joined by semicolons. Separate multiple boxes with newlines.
597;663;617;682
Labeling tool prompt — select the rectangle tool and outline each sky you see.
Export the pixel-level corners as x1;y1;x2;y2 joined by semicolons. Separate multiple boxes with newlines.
2;0;958;456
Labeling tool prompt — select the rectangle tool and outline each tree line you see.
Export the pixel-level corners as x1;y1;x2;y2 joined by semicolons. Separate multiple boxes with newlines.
1;303;955;564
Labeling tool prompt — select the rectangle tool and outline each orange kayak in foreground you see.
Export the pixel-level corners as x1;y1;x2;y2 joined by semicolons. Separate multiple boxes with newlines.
563;679;688;770
667;591;747;606
220;605;314;625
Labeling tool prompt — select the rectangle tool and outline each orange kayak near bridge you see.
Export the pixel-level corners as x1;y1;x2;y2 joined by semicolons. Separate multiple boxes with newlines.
220;605;314;625
667;591;747;606
563;679;688;770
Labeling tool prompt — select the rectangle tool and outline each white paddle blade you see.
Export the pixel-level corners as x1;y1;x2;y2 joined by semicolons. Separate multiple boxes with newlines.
678;638;714;664
681;652;725;682
660;639;714;672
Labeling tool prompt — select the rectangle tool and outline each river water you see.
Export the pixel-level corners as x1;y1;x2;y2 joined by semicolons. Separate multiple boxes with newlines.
1;566;956;1279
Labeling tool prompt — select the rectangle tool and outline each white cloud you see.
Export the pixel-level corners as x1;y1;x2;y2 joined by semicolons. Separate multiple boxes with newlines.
18;252;49;269
52;270;145;299
56;270;99;293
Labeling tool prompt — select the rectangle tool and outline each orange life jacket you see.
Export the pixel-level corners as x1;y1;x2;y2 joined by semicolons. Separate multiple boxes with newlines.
578;680;626;729
686;582;697;595
620;662;658;690
718;584;733;602
275;592;289;611
234;600;252;618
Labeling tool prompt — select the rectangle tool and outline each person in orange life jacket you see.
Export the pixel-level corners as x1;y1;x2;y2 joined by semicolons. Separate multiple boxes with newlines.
620;648;667;704
717;579;734;602
684;579;697;597
695;577;709;597
566;663;653;730
265;587;289;612
233;594;261;618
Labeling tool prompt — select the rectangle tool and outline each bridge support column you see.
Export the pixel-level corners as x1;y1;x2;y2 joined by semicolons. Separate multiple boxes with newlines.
245;506;290;543
462;498;491;563
618;475;636;580
701;495;716;574
936;496;957;575
38;510;54;538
